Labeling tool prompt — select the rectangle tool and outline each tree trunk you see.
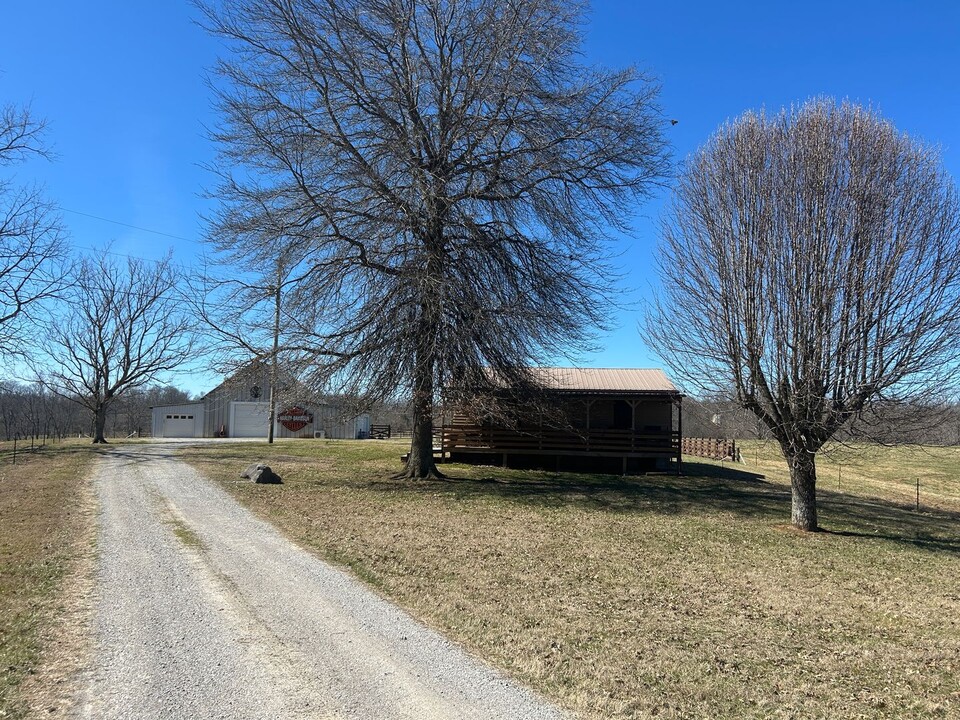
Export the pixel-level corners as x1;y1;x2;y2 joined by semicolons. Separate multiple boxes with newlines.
786;448;818;531
406;405;437;478
92;404;109;444
404;354;442;479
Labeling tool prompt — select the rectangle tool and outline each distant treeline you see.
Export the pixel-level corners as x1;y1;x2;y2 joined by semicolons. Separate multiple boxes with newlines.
0;382;191;441
0;381;418;442
684;395;960;446
15;382;954;447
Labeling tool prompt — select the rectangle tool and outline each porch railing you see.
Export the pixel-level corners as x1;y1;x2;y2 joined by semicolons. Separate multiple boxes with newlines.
440;424;680;456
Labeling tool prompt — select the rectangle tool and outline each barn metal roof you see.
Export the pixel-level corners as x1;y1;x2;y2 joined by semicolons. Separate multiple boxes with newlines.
533;368;680;395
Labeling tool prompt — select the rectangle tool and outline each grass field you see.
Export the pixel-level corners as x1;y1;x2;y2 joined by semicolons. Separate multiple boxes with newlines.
0;440;96;720
739;439;960;514
180;438;960;720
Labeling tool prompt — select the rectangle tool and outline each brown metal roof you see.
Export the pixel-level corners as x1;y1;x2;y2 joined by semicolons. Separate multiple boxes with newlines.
532;368;679;395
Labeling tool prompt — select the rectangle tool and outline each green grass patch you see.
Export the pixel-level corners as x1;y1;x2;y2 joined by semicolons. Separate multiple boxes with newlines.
166;516;204;550
180;439;960;719
0;440;96;719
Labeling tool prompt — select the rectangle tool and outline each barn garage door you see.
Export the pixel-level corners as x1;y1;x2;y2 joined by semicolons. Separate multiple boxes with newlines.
231;402;271;438
162;414;196;438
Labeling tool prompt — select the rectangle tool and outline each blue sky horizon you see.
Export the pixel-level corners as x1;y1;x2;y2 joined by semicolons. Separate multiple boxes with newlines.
2;1;959;396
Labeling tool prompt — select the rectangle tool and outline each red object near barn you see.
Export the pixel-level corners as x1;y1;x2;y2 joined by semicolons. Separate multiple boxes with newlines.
277;406;313;432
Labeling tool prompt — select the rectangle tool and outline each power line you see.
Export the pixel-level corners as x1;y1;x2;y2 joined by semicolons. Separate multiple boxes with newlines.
61;208;199;243
56;208;244;272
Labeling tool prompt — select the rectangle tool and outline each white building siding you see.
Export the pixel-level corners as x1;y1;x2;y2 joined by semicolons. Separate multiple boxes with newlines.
229;402;271;438
313;406;370;439
151;403;205;438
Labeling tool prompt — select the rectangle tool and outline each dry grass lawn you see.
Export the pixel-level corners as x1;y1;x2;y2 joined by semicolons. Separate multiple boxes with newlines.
180;439;960;719
0;440;96;720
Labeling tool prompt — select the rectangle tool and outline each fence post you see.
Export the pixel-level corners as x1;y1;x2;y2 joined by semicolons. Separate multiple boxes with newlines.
916;478;920;511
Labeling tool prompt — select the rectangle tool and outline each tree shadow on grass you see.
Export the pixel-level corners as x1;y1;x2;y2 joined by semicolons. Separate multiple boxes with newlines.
375;460;786;518
0;441;94;461
817;493;960;553
376;460;960;555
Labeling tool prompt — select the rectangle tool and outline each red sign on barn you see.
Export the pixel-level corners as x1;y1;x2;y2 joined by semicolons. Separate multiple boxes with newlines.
277;406;313;432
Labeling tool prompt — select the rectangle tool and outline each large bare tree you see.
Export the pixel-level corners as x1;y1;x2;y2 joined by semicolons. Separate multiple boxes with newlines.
38;253;195;443
199;0;669;477
646;99;960;531
0;101;67;356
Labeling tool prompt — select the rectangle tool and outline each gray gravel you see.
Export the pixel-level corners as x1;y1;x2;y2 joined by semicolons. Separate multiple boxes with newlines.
77;443;569;720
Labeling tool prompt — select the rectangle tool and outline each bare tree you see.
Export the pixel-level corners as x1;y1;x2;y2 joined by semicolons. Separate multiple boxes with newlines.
0;102;48;162
198;0;669;476
0;101;67;356
37;253;195;443
645;99;960;531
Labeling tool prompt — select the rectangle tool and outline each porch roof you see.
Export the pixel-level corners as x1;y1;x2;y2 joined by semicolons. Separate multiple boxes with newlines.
532;368;680;396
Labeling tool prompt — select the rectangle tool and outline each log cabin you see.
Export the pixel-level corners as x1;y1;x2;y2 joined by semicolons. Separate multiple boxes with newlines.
441;367;682;474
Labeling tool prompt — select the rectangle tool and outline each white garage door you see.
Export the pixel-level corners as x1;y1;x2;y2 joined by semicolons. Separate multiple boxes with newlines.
162;414;197;438
231;402;271;438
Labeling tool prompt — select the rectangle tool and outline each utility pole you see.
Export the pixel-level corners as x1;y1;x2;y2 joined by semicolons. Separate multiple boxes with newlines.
267;263;282;444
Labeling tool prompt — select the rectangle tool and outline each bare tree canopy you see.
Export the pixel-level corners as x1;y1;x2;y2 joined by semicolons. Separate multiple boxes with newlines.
37;253;195;443
199;0;670;476
0;103;48;163
645;98;960;531
0;101;66;356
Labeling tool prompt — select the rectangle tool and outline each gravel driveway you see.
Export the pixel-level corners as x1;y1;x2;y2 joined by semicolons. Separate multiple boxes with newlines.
78;443;568;720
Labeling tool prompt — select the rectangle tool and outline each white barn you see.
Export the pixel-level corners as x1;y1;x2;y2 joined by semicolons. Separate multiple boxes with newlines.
150;363;371;440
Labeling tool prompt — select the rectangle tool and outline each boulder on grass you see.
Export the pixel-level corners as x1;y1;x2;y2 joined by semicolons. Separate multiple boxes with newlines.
240;463;282;484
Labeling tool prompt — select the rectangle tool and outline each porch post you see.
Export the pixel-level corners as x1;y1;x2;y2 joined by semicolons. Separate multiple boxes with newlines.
676;397;683;476
585;399;593;451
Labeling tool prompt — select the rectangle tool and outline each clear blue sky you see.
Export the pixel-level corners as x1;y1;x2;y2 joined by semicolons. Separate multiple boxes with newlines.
2;1;959;395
